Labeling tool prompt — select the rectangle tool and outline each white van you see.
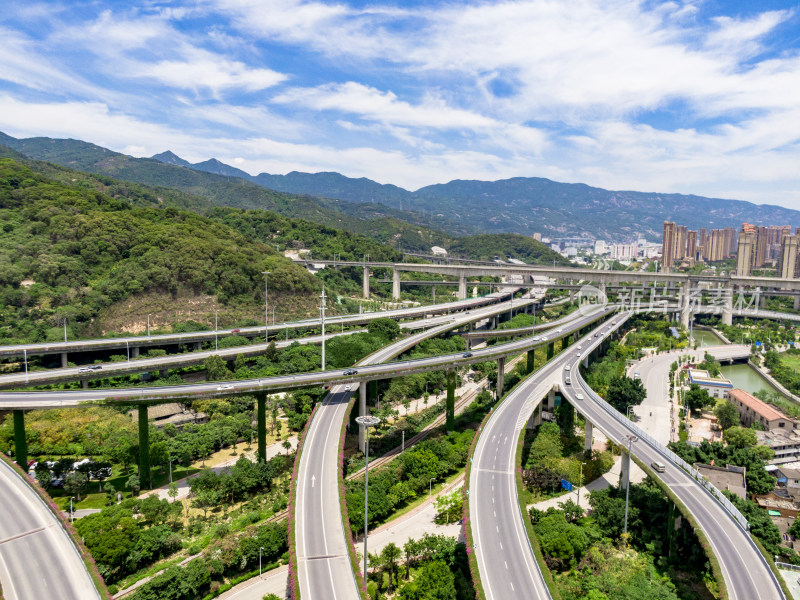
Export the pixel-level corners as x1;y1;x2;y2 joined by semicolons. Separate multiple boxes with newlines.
651;461;666;473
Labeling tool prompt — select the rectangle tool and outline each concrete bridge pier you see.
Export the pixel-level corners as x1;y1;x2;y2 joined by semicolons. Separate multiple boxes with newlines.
794;296;800;311
598;282;607;302
722;288;734;326
256;392;267;463
446;370;456;431
496;357;506;400
359;381;367;453
569;290;575;303
363;266;370;299
61;352;68;368
584;421;593;453
547;342;554;360
546;386;556;412
759;289;766;309
680;283;691;329
138;405;150;489
527;403;542;429
81;378;88;389
392;269;401;300
159;369;168;379
132;346;140;358
527;349;535;373
458;274;467;300
13;410;26;470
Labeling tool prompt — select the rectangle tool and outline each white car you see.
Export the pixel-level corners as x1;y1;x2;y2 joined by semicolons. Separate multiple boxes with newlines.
344;385;351;391
576;393;584;401
216;384;233;391
79;367;92;373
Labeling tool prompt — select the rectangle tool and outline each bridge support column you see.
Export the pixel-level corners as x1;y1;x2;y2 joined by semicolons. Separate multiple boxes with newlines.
138;405;150;489
528;403;542;428
680;283;691;329
363;267;370;299
446;370;456;431
527;349;535;373
159;369;168;378
569;290;574;303
256;392;267;463
547;386;556;412
81;378;88;389
582;356;589;369
497;357;506;400
598;282;607;302
722;288;733;326
132;346;140;358
13;410;27;470
458;273;467;300
759;290;766;309
61;352;68;368
547;342;554;360
359;381;367;453
584;421;593;453
194;342;202;351
392;269;401;300
794;296;800;311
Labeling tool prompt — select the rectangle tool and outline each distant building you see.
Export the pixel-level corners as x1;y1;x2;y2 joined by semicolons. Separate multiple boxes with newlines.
728;389;798;431
687;369;733;398
610;242;638;260
594;240;607;255
693;463;747;499
777;235;800;279
758;428;800;461
431;246;447;256
532;232;542;242
662;221;677;272
736;231;755;276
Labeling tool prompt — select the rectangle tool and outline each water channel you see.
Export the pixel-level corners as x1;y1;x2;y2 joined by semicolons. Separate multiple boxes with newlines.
691;327;787;399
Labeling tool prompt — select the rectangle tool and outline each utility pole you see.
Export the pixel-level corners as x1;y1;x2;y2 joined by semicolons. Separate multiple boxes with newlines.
320;287;327;371
356;415;381;592
623;435;637;536
262;271;270;343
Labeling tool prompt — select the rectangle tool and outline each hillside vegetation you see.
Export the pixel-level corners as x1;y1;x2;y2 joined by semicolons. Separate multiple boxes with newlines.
0;158;326;342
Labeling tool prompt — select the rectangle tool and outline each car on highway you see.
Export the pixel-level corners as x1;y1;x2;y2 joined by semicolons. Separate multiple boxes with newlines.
564;365;571;371
575;393;584;401
232;329;240;333
532;336;541;342
344;369;358;375
651;461;666;473
463;352;473;358
79;367;91;372
540;336;548;341
556;328;563;333
90;365;102;370
344;385;351;391
577;345;583;350
565;376;571;385
216;384;233;391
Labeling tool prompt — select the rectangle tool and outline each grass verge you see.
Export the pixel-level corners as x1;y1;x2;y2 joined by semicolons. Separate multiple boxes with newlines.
338;397;367;598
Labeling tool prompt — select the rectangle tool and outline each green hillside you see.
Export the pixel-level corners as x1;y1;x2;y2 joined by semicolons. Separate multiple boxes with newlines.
0;158;347;343
448;233;571;265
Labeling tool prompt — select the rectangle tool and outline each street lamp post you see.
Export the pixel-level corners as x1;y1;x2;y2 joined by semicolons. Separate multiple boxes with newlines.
356;415;381;592
169;460;173;484
215;310;218;351
577;462;586;505
262;271;270;343
623;435;638;536
320;287;327;371
626;405;634;421
429;478;435;502
147;314;151;337
70;496;75;524
259;546;264;576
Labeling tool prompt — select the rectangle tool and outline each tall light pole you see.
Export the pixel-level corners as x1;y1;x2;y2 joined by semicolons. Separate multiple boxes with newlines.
215;310;218;351
262;271;270;343
147;314;151;337
626;405;634;421
320;287;327;371
169;459;173;484
70;496;75;523
429;478;435;502
623;435;638;536
63;318;68;343
259;546;264;576
356;415;380;592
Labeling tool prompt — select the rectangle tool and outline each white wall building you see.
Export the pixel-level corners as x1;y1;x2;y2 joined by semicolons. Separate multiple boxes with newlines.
594;240;607;255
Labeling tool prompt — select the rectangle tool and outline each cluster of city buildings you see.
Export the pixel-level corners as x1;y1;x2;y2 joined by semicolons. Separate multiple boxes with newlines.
660;220;800;278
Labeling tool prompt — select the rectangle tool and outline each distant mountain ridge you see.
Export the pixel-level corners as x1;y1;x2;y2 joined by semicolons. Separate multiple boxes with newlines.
155;150;800;241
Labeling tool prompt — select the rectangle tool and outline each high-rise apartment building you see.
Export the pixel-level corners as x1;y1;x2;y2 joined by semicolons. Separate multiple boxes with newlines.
777;235;800;280
675;226;687;261
736;231;755;276
662;221;677;272
686;231;698;262
754;226;769;268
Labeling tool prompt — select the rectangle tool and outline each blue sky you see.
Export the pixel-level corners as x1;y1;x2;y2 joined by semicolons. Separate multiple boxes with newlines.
2;1;800;209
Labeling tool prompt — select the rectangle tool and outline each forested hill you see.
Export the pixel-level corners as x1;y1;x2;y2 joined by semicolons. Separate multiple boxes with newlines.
0;157;336;343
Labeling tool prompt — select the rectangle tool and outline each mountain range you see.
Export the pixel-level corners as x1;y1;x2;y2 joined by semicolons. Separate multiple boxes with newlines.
3;131;799;242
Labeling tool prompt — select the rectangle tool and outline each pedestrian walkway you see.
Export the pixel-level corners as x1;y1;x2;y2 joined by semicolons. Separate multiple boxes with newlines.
216;565;289;600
